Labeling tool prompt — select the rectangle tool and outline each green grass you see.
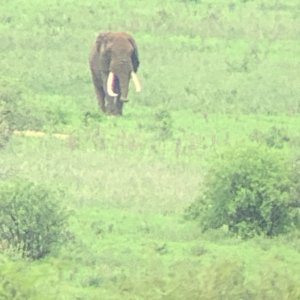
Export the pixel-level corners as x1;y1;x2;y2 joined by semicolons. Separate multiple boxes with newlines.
1;0;300;299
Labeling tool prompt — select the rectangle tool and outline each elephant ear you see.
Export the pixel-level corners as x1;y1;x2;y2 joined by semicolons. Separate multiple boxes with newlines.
128;37;140;72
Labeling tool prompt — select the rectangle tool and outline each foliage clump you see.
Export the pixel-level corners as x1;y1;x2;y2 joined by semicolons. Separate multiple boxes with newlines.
249;126;290;149
186;143;300;238
153;109;173;140
0;180;69;259
0;101;12;149
0;78;17;148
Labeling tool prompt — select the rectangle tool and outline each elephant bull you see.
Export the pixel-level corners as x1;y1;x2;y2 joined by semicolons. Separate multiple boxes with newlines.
89;32;141;115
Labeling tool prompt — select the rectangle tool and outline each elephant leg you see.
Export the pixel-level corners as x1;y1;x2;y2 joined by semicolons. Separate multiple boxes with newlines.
96;86;106;112
105;97;123;116
91;70;106;112
115;99;124;116
105;96;116;115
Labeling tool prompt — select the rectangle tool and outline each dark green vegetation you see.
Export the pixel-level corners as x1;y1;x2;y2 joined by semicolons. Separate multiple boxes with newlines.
186;143;300;238
0;180;69;260
1;0;300;299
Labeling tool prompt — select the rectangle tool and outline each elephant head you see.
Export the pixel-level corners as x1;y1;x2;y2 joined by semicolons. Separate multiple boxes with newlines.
89;32;141;115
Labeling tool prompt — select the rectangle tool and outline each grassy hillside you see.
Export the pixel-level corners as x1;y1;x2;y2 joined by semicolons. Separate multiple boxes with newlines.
1;0;300;126
1;0;300;299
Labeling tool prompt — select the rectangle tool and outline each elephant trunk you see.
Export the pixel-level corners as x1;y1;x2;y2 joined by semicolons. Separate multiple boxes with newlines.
119;74;130;101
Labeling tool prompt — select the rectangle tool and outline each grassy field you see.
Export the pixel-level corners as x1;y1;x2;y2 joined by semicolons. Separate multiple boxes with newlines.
1;0;300;299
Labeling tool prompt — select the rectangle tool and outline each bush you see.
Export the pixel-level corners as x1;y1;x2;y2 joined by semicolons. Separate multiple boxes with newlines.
0;78;17;148
0;101;12;149
249;126;290;149
0;180;69;259
0;255;30;299
0;77;44;131
153;109;173;140
186;143;300;239
0;77;18;132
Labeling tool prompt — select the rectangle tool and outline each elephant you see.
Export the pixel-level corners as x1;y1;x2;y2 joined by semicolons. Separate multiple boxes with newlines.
89;32;141;115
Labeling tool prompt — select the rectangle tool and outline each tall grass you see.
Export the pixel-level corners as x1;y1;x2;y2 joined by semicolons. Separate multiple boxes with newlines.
1;0;300;299
1;0;299;129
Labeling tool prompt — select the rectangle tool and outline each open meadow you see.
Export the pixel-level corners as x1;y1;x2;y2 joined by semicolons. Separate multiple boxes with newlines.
1;0;300;299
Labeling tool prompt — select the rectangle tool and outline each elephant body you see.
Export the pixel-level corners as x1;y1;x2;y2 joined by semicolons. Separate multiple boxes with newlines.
89;32;141;115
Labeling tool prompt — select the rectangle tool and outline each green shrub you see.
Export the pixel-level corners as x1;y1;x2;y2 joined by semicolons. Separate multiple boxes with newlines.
0;255;30;300
249;126;290;149
0;102;12;149
153;109;173;140
0;78;17;148
186;143;300;238
0;180;69;259
0;77;44;131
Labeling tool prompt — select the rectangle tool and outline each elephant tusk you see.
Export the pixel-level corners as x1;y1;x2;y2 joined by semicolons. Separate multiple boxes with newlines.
107;72;118;97
131;72;142;93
